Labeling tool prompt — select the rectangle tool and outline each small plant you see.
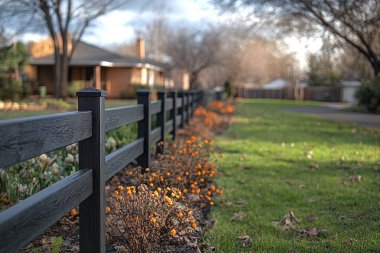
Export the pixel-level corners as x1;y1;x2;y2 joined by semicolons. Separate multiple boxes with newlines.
106;184;198;252
116;136;223;211
0;144;79;209
51;236;63;253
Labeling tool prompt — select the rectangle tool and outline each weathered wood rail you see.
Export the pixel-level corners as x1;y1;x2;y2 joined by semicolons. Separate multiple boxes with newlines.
0;88;204;253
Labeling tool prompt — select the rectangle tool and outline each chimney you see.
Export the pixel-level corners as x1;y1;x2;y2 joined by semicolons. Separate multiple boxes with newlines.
136;38;145;59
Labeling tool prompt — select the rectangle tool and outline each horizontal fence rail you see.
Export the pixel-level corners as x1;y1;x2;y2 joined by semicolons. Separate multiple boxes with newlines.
104;138;144;180
0;169;93;252
150;127;162;145
166;98;173;110
165;119;174;133
105;105;143;132
0;87;206;253
150;100;161;115
0;111;92;169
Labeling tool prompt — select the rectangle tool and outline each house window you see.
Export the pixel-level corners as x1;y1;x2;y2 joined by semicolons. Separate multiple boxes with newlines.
85;67;94;81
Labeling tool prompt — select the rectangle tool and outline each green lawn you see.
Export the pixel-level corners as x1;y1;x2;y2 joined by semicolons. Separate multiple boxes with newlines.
206;99;380;253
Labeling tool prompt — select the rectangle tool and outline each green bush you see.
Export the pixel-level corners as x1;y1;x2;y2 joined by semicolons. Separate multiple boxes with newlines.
0;78;23;100
22;82;32;98
120;83;150;99
355;77;380;113
224;81;232;98
67;81;82;98
40;99;72;111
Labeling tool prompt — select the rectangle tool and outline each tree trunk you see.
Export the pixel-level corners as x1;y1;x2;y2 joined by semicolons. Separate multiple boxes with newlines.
190;71;198;89
55;54;69;98
60;34;69;98
61;56;68;97
54;54;62;98
53;34;69;98
374;61;380;77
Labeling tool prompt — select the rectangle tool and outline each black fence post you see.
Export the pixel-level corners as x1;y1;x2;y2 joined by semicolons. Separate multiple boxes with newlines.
203;90;206;107
216;90;224;100
157;90;166;154
190;90;194;117
77;88;106;253
178;91;185;128
169;90;177;139
137;90;151;170
185;91;190;124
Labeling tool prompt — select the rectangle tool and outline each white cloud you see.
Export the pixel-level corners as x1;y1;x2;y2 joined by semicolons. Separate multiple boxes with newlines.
82;10;137;45
284;36;323;71
15;33;45;43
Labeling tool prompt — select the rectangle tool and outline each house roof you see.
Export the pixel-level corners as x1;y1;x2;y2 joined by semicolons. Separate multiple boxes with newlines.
29;41;170;71
262;78;290;90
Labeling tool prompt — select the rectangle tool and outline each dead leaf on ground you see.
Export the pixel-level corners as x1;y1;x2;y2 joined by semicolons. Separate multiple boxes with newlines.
349;175;363;183
272;211;300;230
346;238;357;245
342;175;363;185
237;179;246;184
237;235;252;247
299;227;318;237
234;199;247;206
221;200;233;206
230;211;246;221
307;227;318;236
309;162;319;170
306;214;316;222
304;150;313;159
282;211;300;226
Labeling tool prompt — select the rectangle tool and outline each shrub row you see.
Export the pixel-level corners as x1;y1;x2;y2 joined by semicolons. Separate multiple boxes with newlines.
14;101;235;252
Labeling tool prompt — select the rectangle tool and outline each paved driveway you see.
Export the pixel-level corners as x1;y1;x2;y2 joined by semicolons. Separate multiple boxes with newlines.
286;106;380;130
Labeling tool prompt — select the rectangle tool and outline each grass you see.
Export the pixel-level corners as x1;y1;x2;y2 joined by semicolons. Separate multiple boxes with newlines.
206;99;380;253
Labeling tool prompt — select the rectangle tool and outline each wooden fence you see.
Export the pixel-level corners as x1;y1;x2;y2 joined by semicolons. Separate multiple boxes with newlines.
0;88;204;253
242;86;343;102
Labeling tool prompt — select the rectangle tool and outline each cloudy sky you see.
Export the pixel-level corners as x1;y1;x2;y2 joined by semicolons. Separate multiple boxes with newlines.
18;0;322;69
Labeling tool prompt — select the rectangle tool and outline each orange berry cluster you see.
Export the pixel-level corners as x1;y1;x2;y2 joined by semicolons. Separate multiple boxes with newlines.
208;101;235;114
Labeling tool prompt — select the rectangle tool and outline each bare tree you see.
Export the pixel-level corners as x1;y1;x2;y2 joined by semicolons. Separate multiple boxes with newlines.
215;24;297;90
214;0;380;77
135;2;170;61
164;26;222;89
0;26;8;46
0;0;125;97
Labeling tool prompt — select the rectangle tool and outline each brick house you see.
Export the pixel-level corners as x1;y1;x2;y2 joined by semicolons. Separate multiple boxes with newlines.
27;38;188;98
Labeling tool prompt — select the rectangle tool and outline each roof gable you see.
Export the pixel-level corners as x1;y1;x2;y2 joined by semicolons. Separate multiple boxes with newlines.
29;41;170;70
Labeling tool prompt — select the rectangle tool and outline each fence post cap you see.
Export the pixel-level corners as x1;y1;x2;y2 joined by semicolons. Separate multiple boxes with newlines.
136;89;151;95
77;88;106;97
157;90;166;95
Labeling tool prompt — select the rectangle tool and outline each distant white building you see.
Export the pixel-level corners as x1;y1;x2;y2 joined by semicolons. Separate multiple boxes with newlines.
262;79;290;89
341;80;361;103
